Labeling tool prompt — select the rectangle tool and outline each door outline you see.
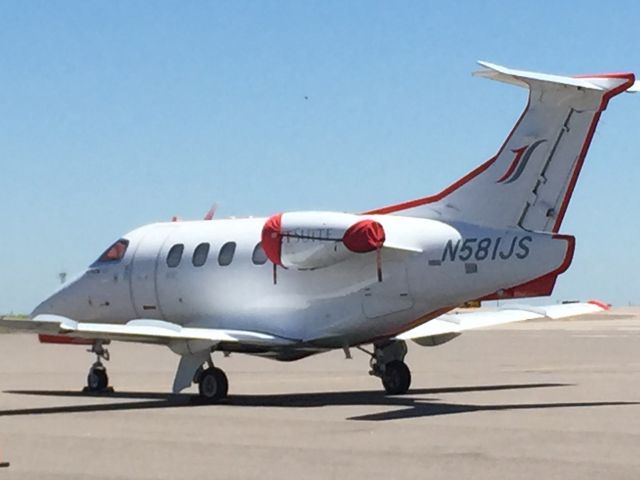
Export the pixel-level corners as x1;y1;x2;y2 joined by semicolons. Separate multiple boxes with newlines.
129;227;172;319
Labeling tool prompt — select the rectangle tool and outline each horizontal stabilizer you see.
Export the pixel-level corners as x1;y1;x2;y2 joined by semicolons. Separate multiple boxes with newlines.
474;61;634;92
627;81;640;93
395;301;608;346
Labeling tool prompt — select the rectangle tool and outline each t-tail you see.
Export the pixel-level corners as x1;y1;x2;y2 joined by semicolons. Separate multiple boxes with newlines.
367;62;637;232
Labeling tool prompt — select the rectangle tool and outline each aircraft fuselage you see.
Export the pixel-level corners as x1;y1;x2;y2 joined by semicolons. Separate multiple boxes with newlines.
35;215;572;349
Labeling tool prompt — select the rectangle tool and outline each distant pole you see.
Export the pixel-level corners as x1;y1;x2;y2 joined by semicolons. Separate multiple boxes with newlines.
58;272;67;284
0;447;9;468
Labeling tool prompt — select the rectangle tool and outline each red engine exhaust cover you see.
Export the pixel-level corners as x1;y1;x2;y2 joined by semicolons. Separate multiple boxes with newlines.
342;219;385;253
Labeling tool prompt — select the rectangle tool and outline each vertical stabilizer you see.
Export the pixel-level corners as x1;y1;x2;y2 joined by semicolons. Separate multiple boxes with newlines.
367;62;635;232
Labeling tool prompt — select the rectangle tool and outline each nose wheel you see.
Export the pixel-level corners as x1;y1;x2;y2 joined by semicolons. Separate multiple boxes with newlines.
83;341;113;393
87;364;109;391
196;366;229;402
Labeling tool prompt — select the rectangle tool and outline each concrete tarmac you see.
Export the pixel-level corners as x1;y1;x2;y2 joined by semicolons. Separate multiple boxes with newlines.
1;308;639;479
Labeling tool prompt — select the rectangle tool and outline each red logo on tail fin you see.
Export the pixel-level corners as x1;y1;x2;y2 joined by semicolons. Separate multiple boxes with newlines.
497;139;547;184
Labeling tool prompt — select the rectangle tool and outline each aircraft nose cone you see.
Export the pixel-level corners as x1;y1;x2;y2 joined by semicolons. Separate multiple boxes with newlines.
30;274;86;319
30;298;53;318
31;289;69;318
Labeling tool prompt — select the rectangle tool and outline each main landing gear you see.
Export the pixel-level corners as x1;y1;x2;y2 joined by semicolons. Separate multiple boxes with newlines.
84;341;113;393
194;356;229;403
360;340;412;395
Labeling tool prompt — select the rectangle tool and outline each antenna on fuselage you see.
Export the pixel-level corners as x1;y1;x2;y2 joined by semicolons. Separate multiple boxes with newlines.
168;202;217;222
204;202;218;221
58;271;67;284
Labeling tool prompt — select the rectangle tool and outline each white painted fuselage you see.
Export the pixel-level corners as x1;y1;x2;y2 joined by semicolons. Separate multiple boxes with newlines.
35;214;571;351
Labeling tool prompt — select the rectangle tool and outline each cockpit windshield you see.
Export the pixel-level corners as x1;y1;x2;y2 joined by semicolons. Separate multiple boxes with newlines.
95;239;129;263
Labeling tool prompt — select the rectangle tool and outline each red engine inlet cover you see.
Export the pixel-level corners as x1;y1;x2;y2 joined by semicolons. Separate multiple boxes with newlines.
261;213;283;265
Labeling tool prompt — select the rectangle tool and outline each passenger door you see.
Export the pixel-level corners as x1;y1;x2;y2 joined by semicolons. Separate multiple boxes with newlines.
129;225;172;319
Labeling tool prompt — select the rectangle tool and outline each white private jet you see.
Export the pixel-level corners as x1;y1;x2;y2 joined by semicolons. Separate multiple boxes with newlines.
2;62;636;402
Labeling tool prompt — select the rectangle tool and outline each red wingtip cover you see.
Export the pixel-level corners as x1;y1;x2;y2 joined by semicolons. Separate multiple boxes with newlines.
587;299;610;311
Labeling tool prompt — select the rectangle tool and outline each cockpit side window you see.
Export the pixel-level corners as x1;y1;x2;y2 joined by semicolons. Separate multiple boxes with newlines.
96;239;129;263
167;244;184;268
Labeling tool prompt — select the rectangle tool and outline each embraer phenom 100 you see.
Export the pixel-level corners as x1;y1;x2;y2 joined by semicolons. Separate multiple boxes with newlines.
2;62;636;402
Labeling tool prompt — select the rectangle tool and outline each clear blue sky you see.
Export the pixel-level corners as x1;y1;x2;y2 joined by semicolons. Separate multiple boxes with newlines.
2;1;639;313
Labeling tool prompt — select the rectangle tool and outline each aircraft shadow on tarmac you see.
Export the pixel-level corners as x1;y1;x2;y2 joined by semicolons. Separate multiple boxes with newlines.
2;383;638;421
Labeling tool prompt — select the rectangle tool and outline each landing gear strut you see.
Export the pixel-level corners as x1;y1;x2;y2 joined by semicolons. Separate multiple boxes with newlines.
361;340;412;395
194;355;229;403
84;341;112;393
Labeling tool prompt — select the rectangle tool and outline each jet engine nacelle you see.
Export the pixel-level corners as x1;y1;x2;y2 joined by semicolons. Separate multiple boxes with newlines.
261;212;385;270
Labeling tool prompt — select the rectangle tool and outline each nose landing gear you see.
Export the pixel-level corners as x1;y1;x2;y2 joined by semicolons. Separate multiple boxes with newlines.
197;367;229;402
84;341;113;393
193;355;229;403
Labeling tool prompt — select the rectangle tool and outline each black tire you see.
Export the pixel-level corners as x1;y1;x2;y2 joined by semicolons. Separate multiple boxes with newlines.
381;360;411;395
87;367;109;392
198;367;229;402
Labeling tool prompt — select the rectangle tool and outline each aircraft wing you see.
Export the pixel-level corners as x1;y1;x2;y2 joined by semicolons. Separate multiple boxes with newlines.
395;301;608;346
0;315;63;333
0;315;296;348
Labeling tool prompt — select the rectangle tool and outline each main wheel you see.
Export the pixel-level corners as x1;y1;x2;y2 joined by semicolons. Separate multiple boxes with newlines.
198;367;229;402
87;367;109;392
381;360;411;395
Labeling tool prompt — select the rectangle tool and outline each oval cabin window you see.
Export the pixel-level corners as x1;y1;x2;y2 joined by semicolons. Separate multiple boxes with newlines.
192;242;210;267
166;244;184;268
218;242;236;266
252;242;268;265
